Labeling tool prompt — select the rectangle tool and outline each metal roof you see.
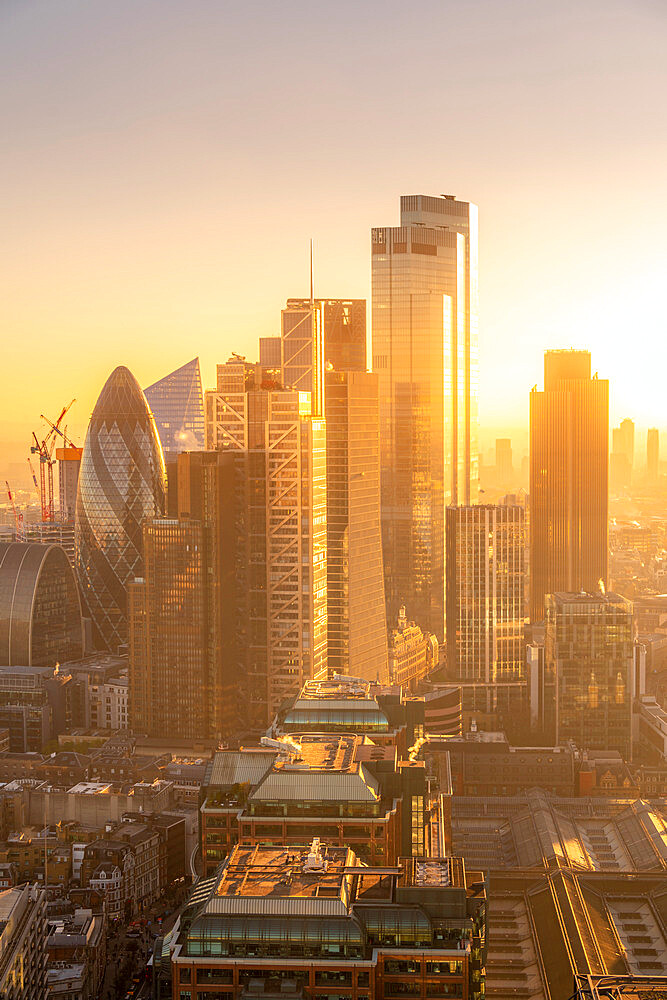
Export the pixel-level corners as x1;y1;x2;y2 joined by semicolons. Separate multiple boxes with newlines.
208;751;276;788
249;767;379;802
204;894;349;917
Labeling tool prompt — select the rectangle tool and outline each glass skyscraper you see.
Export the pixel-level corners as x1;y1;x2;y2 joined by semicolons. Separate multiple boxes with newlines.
144;356;205;454
75;366;167;650
529;350;608;621
372;194;479;640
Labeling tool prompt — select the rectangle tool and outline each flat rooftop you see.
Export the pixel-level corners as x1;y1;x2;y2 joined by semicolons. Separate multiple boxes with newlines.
216;844;353;902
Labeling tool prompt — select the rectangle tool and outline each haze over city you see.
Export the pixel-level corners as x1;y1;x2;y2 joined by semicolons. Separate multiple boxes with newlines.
2;4;667;999
2;0;667;473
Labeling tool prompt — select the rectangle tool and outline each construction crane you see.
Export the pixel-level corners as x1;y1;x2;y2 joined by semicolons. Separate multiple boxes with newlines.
30;399;76;522
5;481;23;537
40;404;79;449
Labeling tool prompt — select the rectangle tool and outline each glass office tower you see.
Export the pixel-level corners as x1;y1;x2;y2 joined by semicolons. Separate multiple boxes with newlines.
75;366;167;650
372;194;479;639
325;370;388;681
144;357;205;453
529;350;608;621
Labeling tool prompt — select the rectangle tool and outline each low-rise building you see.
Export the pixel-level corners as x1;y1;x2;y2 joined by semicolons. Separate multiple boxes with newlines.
46;907;106;1000
169;843;487;1000
200;734;436;876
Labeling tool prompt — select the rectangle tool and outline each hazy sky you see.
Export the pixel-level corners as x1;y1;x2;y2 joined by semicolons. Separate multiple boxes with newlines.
2;0;666;470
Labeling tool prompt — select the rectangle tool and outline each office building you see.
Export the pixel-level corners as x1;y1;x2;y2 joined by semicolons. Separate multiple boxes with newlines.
372;194;479;639
388;606;438;690
647;427;659;481
286;297;367;372
170;843;487;1000
19;520;76;567
545;592;633;758
200;732;436;873
281;298;324;415
204;355;261;452
0;884;47;1000
144;356;205;454
446;505;527;733
0;665;72;752
75;366;167;650
129;452;238;741
205;359;328;727
611;417;635;493
259;336;281;369
495;438;512;484
325;369;387;680
56;445;82;523
275;674;425;755
129;519;207;740
0;542;84;667
529;350;608;622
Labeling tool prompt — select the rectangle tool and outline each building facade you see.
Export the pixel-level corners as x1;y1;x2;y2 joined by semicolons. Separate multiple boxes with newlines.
372;194;479;639
281;299;325;416
647;427;659;481
325;370;388;680
0;884;47;1000
169;844;487;1000
545;592;634;758
75;366;167;650
144;357;206;454
388;607;438;690
445;505;526;732
286;297;367;372
0;542;84;667
529;350;608;621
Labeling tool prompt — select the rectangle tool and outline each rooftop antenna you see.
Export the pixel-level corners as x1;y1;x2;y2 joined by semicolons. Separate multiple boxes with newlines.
309;238;314;308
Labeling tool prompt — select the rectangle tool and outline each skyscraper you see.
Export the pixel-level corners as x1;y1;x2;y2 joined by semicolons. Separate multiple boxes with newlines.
129;518;208;740
144;357;205;454
325;369;388;680
445;505;527;733
206;357;327;727
647;427;659;482
372;194;479;639
529;350;608;622
281;300;324;416
495;438;513;484
611;417;635;493
75;366;166;650
286;298;367;372
128;451;239;740
259;336;282;369
545;591;633;758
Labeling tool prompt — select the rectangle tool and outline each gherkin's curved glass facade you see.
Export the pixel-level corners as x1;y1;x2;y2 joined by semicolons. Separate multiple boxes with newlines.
75;366;166;650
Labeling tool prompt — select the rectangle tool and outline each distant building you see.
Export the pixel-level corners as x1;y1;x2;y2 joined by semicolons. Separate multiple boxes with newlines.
169;843;487;1000
325;370;387;680
56;446;82;524
0;542;84;666
76;366;167;650
0;884;47;1000
446;505;527;735
495;438;512;483
144;356;205;453
258;336;281;369
546;592;634;758
647;427;659;481
372;194;479;640
388;607;438;690
530;350;608;621
0;665;73;752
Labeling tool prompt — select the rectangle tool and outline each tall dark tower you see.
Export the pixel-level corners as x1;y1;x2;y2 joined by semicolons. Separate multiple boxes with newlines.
529;350;608;622
75;366;166;650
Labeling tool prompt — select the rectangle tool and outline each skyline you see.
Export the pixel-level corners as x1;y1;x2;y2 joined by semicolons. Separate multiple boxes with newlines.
2;0;667;471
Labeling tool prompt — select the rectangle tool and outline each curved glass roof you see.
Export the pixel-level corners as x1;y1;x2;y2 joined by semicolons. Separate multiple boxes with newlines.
185;915;364;957
282;709;389;731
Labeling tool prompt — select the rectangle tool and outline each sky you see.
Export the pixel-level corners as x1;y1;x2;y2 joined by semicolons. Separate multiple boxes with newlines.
2;0;667;476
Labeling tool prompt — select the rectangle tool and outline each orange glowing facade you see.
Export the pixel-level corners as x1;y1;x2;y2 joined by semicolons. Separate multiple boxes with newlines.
529;350;608;622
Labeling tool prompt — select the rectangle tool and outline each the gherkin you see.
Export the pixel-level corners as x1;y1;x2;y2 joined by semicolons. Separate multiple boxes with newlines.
75;366;166;650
